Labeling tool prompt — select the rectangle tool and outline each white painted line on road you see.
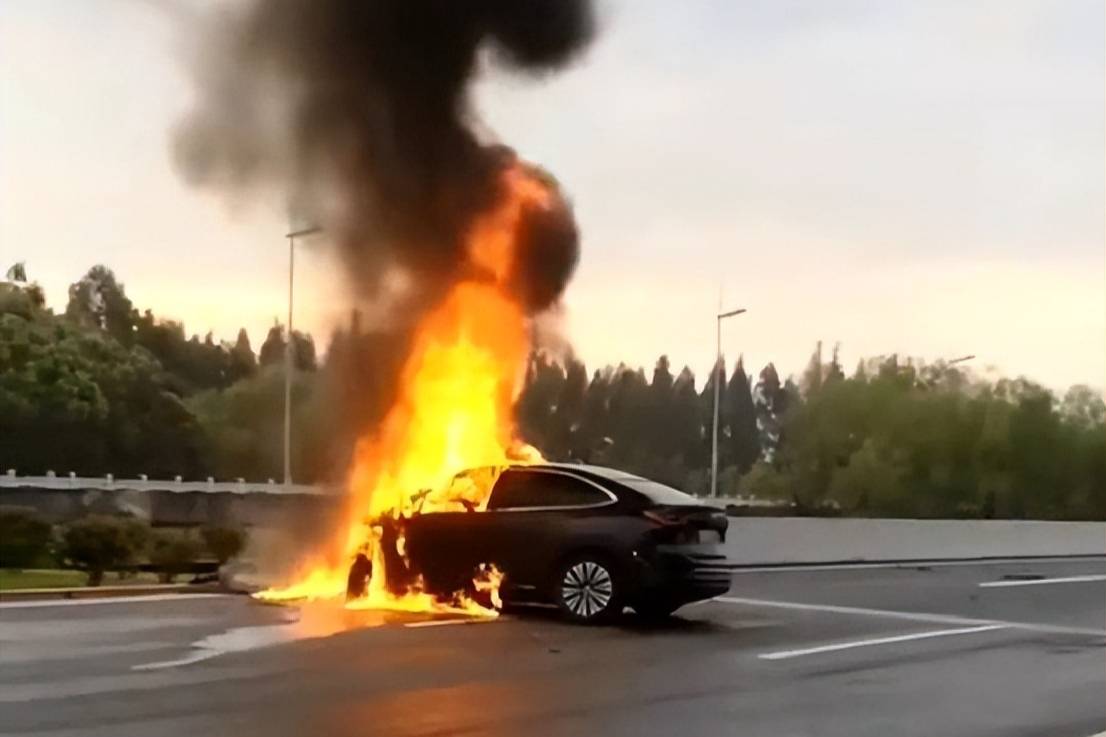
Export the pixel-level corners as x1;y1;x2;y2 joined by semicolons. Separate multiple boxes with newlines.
758;624;1007;661
716;596;987;626
132;650;223;671
730;557;1106;574
714;596;1106;638
0;593;230;610
979;575;1106;588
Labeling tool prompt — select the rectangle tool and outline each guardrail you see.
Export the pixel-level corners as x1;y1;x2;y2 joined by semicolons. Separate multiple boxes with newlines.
0;470;327;496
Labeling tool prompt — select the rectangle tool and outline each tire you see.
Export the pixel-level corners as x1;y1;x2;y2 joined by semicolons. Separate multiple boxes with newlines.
555;554;623;624
633;598;682;621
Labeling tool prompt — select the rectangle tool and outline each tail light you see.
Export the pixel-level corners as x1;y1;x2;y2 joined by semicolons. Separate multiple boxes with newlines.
643;509;684;527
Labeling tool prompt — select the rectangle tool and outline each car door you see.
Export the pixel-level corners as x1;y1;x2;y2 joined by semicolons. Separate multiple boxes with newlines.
402;468;504;594
484;468;616;595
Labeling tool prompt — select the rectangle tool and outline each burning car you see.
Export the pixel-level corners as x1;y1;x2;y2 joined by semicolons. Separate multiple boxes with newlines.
364;463;732;623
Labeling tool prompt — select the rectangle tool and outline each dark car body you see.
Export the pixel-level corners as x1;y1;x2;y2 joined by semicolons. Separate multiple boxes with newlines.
396;463;731;620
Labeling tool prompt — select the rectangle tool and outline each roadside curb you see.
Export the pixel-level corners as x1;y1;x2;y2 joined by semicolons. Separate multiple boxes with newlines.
0;582;231;602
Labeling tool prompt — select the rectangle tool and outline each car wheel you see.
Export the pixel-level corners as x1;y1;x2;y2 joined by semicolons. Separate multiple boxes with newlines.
556;555;621;624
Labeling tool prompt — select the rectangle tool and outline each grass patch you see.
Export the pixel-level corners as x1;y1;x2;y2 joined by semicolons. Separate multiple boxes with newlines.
0;569;161;590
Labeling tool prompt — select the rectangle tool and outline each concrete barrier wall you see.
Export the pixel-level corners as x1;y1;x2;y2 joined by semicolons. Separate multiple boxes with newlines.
4;485;1103;563
0;487;337;529
724;517;1106;564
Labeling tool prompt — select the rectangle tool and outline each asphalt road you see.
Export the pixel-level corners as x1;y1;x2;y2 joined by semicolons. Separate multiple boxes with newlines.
1;558;1103;737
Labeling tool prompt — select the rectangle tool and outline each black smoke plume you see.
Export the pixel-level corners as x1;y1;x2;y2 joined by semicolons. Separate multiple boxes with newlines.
175;0;594;315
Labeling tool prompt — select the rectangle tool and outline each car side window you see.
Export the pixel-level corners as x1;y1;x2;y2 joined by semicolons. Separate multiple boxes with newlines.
487;470;610;510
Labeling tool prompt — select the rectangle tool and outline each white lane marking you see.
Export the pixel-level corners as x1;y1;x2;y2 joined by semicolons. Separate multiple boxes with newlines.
730;557;1105;574
713;596;1106;638
0;593;229;610
979;575;1106;588
716;596;986;626
758;624;1007;661
132;650;224;671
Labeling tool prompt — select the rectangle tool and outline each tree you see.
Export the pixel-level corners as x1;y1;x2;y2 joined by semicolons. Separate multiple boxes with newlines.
578;368;614;463
228;328;257;382
62;516;140;586
5;262;27;282
739;461;794;501
150;529;203;583
671;366;705;472
726;358;760;474
644;355;677;465
65;266;136;344
259;324;317;371
828;439;909;515
292;331;317;371
1;289;205;477
201;526;248;565
753;363;785;461
517;352;566;455
0;506;52;569
259;325;284;367
556;355;589;459
801;341;824;395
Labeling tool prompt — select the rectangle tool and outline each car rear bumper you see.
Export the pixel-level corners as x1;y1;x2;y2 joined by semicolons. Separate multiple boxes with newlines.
633;545;732;602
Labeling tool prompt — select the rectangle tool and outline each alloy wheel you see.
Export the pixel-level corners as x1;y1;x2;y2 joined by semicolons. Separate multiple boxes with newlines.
561;560;614;619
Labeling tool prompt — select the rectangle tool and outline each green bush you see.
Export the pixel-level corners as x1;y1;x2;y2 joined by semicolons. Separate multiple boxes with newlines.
61;516;140;586
117;517;153;578
0;506;52;569
200;526;247;566
149;529;202;583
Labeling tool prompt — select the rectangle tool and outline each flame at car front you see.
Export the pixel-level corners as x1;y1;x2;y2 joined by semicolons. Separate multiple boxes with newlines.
254;165;551;616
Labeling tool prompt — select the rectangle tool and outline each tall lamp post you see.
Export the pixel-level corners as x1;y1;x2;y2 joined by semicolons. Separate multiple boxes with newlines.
711;307;747;498
284;225;322;489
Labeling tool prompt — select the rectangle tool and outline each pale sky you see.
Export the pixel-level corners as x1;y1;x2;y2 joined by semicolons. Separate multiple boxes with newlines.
2;0;1103;390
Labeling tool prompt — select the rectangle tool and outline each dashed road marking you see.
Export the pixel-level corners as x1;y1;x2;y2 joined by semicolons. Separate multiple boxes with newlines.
714;596;1106;638
758;624;1007;661
979;574;1106;588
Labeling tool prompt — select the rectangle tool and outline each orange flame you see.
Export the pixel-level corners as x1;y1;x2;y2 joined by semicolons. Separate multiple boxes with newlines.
256;164;550;616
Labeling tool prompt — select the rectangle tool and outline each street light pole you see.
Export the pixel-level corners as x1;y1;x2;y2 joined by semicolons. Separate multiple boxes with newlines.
711;307;747;498
283;226;321;489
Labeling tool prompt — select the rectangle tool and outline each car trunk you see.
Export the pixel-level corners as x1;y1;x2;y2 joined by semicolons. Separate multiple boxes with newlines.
645;504;728;545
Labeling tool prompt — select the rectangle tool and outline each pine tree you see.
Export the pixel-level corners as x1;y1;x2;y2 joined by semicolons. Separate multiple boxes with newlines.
259;324;285;367
754;363;785;461
727;357;761;473
228;328;257;382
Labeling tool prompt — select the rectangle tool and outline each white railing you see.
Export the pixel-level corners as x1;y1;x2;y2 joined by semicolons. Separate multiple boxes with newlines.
0;470;328;496
695;495;786;508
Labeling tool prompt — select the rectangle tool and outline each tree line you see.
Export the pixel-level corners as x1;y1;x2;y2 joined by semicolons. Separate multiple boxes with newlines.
2;266;1102;520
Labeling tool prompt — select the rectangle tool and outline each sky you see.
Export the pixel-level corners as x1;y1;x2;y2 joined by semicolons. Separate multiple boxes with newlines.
2;0;1103;391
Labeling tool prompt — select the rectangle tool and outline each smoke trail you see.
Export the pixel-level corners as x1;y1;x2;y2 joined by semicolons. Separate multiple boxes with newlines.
175;0;594;314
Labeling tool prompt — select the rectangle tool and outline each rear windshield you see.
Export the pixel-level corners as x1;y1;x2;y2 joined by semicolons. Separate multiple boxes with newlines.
615;477;701;505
